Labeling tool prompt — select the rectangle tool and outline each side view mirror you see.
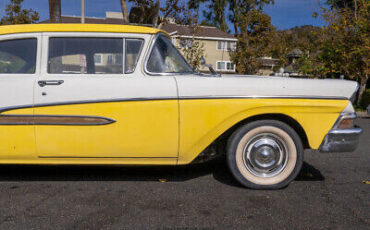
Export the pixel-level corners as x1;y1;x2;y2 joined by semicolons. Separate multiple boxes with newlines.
201;57;206;66
201;56;219;76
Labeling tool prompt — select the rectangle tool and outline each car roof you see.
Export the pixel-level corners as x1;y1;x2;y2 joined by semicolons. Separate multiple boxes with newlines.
0;23;168;36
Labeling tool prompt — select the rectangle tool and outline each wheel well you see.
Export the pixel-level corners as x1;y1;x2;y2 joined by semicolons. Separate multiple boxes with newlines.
217;113;310;150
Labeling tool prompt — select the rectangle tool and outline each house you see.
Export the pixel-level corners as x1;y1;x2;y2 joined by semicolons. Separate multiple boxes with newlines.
161;22;238;73
42;12;238;74
284;48;304;77
257;57;279;76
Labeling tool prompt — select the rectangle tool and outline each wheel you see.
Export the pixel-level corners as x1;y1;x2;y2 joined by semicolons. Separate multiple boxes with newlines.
227;120;304;189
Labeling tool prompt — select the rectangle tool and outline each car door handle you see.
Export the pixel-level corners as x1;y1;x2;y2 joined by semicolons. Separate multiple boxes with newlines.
38;80;64;87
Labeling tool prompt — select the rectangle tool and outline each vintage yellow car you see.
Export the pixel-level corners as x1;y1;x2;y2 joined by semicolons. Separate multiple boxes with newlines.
0;24;362;189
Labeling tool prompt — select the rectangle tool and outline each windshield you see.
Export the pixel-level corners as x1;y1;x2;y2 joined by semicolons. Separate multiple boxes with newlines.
146;35;193;74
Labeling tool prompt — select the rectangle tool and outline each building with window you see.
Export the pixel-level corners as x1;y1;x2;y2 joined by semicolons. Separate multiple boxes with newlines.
161;23;238;73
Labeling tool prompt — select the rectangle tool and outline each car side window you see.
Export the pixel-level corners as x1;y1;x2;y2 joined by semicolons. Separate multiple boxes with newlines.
48;37;123;74
125;39;143;74
0;38;37;74
146;35;193;74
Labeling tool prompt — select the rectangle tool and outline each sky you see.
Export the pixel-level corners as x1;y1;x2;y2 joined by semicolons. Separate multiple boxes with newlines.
0;0;327;30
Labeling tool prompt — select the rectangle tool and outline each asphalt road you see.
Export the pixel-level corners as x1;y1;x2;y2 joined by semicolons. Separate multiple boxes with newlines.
0;119;369;230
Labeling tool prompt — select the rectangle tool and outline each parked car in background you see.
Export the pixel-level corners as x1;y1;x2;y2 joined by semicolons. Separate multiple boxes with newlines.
0;24;362;189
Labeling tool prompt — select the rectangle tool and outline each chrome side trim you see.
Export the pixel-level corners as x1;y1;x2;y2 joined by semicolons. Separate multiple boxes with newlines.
328;128;363;135
0;115;115;126
179;95;348;100
0;95;348;114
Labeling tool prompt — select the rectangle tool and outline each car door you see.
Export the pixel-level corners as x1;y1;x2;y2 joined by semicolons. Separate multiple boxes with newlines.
34;32;178;158
0;33;41;159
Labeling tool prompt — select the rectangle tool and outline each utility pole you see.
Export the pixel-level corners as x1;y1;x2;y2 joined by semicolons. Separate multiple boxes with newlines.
81;0;85;23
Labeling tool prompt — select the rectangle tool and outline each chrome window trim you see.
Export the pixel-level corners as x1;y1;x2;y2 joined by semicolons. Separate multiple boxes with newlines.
124;38;144;74
143;33;194;76
46;36;125;75
122;38;126;74
0;36;40;75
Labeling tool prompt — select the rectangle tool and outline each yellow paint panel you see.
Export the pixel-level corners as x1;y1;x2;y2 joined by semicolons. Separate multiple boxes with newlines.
34;101;178;158
178;99;348;164
0;99;348;166
0;107;36;159
0;24;167;36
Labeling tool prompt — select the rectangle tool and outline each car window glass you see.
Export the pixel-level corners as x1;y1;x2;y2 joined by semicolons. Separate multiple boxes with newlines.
147;36;193;74
48;37;123;74
125;39;143;74
0;38;37;74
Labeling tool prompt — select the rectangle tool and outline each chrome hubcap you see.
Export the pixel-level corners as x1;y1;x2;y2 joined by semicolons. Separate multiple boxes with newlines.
243;133;288;177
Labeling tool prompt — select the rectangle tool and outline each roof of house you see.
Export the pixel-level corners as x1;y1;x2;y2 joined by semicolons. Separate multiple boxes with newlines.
0;23;165;36
42;15;126;25
259;58;279;67
161;23;237;41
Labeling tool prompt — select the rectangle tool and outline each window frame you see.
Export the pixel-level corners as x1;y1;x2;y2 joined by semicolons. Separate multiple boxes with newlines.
144;33;194;76
216;61;235;71
46;36;125;75
41;32;148;77
125;38;144;74
93;53;104;65
0;33;41;77
216;41;237;52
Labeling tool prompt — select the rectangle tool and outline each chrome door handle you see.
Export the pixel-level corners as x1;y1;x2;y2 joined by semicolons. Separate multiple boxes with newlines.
38;80;64;87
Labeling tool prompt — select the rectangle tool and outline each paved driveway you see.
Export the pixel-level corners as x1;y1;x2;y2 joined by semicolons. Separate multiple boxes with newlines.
0;119;369;229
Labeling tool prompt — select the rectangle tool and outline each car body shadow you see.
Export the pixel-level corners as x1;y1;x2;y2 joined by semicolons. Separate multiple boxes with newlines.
0;157;324;187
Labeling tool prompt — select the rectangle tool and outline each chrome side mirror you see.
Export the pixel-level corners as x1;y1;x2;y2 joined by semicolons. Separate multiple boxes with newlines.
201;57;206;66
201;56;219;76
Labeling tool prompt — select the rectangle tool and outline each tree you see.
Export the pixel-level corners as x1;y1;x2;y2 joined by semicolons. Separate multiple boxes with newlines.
128;0;158;25
128;0;186;27
120;0;129;24
48;0;61;23
203;0;228;32
270;25;323;71
309;0;369;104
229;1;275;74
227;0;274;35
0;0;39;25
180;3;205;69
327;0;356;10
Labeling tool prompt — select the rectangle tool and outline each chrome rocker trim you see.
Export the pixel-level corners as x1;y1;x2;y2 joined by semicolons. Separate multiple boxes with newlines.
319;113;362;152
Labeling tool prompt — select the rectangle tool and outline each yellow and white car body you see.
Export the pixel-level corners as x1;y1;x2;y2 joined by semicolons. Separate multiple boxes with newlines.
0;24;362;188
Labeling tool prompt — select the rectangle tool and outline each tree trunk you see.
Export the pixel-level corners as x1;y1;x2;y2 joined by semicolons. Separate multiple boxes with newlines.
49;0;61;23
152;0;160;28
120;0;129;24
357;75;368;105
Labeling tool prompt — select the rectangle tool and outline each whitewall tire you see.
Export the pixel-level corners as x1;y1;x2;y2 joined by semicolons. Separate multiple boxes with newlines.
227;120;304;189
